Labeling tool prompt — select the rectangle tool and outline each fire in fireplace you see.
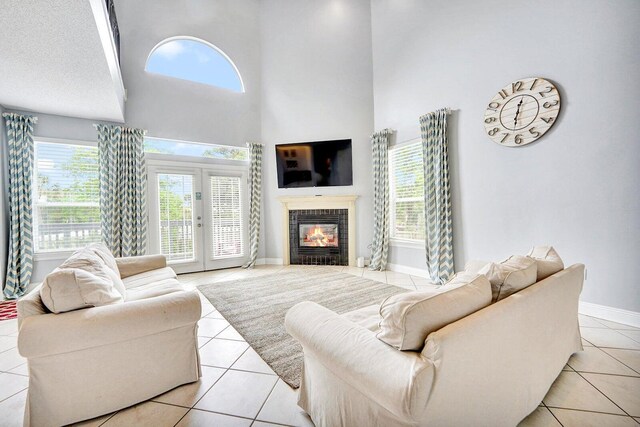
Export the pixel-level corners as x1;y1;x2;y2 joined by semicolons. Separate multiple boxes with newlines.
299;224;339;247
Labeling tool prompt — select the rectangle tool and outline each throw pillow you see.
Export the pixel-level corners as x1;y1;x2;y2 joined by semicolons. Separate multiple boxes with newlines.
377;274;492;351
40;268;123;314
479;255;537;302
40;248;124;313
527;246;564;281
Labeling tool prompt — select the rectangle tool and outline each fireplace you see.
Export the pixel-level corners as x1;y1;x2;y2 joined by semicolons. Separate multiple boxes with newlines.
289;209;348;265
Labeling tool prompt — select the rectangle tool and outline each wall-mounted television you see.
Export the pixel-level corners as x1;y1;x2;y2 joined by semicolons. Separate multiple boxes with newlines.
275;139;353;188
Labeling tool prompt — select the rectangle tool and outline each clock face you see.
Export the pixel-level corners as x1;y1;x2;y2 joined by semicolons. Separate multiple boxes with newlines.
484;77;561;147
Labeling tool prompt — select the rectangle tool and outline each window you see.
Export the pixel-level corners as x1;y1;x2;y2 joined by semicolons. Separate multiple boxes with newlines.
210;176;244;258
157;174;195;262
389;141;425;241
33;141;101;252
145;37;244;93
144;137;248;161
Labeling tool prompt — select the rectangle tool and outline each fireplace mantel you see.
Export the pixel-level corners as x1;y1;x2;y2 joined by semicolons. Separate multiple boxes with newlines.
278;195;358;266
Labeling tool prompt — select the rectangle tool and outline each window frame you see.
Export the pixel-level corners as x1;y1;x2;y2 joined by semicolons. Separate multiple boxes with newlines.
389;138;426;248
32;137;100;260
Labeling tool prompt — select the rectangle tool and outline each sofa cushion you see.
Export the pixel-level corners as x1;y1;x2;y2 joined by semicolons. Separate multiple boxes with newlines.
342;304;381;333
479;255;537;302
123;267;178;289
85;244;126;297
376;274;492;351
85;243;120;276
40;267;123;314
125;279;184;302
528;246;564;281
40;248;124;314
463;260;491;275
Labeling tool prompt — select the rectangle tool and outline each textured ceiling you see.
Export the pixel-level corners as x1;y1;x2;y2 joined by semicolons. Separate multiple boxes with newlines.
0;0;125;122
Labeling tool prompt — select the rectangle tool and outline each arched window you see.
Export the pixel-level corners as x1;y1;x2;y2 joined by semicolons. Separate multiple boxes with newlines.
145;37;244;93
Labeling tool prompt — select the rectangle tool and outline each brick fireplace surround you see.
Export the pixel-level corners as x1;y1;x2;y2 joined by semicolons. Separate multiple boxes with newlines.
277;195;358;267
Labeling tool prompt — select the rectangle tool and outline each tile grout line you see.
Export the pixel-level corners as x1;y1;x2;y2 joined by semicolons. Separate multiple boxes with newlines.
96;410;118;426
572;368;636;419
251;376;280;425
541;402;565;427
0;384;28;405
544;404;637;418
598;348;640;377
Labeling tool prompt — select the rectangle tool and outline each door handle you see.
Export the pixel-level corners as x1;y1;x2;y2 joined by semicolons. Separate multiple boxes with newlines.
197;224;202;228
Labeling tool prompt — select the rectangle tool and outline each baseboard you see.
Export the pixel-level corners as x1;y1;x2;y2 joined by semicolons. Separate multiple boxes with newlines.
579;301;640;328
255;258;284;266
386;263;431;279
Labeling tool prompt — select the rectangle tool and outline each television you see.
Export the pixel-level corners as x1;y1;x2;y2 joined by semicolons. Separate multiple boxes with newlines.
275;139;353;188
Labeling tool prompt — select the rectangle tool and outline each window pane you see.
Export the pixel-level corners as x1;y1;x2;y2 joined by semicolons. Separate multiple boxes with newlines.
146;38;244;92
34;142;101;252
210;176;243;258
144;137;248;161
158;174;195;262
393;201;425;240
390;141;426;240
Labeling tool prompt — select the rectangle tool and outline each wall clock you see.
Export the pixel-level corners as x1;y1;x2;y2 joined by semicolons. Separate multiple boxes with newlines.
484;77;560;147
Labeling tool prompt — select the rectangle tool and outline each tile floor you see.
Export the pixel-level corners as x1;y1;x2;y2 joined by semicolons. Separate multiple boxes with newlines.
0;265;639;426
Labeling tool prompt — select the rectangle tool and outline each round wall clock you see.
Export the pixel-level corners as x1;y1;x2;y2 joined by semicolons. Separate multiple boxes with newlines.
484;77;561;147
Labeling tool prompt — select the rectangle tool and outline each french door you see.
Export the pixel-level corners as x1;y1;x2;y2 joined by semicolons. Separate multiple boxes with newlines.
148;165;248;274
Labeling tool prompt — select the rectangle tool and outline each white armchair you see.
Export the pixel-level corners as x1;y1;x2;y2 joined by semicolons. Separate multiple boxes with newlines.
17;254;202;427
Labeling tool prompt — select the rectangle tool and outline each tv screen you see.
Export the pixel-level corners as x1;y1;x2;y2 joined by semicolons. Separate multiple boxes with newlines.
275;139;353;188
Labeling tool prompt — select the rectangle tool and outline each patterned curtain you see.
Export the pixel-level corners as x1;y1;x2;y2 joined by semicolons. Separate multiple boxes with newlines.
96;124;147;257
2;113;37;299
420;109;454;284
242;143;263;269
369;129;393;271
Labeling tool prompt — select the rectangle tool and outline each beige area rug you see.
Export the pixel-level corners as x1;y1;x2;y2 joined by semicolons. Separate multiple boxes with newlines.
198;269;405;388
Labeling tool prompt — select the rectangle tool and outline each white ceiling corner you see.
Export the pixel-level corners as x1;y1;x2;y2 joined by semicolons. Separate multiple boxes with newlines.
0;0;125;122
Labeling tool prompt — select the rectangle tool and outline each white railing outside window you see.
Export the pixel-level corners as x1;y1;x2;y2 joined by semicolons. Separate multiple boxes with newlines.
33;140;102;252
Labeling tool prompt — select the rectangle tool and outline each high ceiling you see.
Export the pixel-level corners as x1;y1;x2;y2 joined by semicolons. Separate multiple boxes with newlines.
0;0;125;122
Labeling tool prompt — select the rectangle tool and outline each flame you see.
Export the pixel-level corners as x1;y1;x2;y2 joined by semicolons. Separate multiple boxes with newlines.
303;226;337;247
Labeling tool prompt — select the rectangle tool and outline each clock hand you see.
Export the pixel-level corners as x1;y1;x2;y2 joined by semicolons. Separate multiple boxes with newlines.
513;96;524;127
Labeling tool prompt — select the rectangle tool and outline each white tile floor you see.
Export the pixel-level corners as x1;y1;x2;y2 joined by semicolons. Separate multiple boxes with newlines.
0;265;639;426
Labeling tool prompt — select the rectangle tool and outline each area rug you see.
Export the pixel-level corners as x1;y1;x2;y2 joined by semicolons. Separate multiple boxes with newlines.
198;269;405;388
0;300;18;321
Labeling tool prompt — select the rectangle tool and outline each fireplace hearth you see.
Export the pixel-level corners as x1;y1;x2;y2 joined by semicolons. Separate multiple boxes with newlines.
289;209;348;265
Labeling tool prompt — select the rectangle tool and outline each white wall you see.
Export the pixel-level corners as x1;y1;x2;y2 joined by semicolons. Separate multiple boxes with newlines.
115;0;261;147
260;0;375;261
371;0;640;312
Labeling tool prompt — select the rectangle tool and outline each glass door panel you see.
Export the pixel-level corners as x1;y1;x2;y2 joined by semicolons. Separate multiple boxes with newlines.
204;172;248;270
158;173;195;262
148;167;204;274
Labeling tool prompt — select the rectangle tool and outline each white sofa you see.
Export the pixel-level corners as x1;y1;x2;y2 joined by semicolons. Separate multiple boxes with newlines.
17;252;202;427
285;264;584;427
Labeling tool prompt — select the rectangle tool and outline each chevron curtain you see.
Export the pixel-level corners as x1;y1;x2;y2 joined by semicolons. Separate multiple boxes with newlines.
369;129;393;271
96;124;147;258
420;109;453;284
242;142;263;269
2;113;37;299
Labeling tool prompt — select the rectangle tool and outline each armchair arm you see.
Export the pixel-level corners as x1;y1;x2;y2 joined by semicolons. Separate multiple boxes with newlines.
285;301;434;422
116;254;167;279
18;290;201;358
